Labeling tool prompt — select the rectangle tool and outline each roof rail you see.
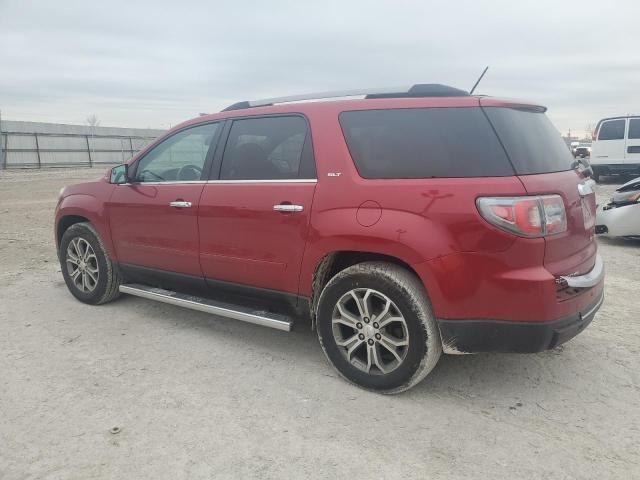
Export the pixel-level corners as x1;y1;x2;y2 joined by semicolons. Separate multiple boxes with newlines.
221;84;469;111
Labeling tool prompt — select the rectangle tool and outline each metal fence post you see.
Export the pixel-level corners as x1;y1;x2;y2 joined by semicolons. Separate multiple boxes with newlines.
0;134;5;171
86;135;93;167
0;110;3;170
34;133;41;168
0;133;5;170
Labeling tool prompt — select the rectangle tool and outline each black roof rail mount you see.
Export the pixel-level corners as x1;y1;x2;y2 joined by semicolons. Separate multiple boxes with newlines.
221;101;254;112
221;83;470;112
365;84;469;99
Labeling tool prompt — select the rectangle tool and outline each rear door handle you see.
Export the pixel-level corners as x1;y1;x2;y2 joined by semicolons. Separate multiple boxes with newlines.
273;204;304;213
169;201;192;208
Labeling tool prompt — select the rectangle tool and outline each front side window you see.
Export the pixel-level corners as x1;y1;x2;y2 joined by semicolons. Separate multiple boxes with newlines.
219;116;313;180
598;119;626;141
628;119;640;139
134;123;219;182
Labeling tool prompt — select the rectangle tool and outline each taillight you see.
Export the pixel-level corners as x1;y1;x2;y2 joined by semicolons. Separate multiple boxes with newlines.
477;195;567;238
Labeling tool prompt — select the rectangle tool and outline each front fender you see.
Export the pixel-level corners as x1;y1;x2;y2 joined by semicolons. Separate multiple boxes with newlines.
55;193;116;260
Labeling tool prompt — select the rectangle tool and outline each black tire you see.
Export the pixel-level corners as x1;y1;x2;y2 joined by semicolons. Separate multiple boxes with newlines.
316;262;441;394
59;222;122;305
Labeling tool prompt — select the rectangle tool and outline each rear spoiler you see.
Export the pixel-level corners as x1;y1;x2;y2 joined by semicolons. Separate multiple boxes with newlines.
479;97;547;113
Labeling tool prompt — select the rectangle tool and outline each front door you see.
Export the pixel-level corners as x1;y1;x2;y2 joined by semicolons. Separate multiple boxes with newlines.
108;122;221;277
198;115;317;295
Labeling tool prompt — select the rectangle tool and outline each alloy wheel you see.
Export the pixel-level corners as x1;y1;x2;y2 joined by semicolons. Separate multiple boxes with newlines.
331;288;409;375
66;237;99;293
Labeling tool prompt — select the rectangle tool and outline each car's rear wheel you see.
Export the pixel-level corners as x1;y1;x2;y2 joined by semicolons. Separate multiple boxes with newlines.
59;222;121;305
316;262;441;394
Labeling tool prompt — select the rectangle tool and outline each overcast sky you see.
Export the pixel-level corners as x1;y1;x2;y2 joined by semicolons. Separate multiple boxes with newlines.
1;0;638;136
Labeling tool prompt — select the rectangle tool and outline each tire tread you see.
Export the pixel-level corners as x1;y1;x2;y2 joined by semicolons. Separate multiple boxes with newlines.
61;222;121;305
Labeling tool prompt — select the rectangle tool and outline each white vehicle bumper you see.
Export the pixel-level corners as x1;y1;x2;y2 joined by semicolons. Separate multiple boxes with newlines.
596;203;640;237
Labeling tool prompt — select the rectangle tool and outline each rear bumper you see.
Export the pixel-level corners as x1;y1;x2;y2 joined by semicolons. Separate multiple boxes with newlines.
560;253;604;288
438;289;604;354
414;239;602;324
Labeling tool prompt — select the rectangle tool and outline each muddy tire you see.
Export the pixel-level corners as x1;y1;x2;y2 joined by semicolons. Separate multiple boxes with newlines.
316;262;441;394
59;222;121;305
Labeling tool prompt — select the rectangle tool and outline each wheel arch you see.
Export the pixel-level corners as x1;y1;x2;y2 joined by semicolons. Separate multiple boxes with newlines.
55;194;116;259
308;250;423;329
57;215;90;248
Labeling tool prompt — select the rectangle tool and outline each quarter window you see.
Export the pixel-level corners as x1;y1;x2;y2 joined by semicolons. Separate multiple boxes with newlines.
220;116;314;180
134;123;219;182
340;108;513;179
628;119;640;139
598;119;626;141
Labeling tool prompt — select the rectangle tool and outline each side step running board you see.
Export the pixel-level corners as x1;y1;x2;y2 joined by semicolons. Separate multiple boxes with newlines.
119;283;292;331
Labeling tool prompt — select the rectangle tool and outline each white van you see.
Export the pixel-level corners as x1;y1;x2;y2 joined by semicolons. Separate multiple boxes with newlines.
591;116;640;182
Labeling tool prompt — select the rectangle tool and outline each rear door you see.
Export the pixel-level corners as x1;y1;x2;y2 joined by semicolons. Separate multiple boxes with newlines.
482;105;597;276
625;118;640;164
593;118;627;165
198;115;317;295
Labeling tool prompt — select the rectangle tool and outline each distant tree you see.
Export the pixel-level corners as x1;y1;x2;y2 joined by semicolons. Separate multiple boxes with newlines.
86;114;101;127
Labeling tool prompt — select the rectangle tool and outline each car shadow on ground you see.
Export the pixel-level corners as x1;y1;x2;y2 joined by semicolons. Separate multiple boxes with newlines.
597;174;637;186
112;293;593;398
598;236;640;248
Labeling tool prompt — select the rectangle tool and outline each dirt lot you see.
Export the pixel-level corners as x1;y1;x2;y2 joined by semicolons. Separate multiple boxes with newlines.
1;168;639;479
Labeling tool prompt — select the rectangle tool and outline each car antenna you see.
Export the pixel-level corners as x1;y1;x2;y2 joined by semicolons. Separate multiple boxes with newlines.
469;66;489;95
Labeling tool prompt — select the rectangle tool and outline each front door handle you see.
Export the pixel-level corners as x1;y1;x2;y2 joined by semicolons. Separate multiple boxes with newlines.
169;201;192;208
273;204;304;213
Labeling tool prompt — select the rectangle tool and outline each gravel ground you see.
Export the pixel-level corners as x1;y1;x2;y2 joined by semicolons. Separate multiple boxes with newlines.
1;168;639;480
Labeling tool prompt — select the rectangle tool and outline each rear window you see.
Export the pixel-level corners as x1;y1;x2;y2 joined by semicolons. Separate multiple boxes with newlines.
483;107;574;175
339;108;513;179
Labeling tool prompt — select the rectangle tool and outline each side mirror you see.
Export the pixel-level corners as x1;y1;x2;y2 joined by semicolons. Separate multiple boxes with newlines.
110;164;129;184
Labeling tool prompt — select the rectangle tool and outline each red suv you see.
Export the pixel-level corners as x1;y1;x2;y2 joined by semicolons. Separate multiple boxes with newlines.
55;84;604;393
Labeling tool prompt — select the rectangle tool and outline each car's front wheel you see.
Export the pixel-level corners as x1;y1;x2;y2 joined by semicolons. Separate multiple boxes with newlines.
59;222;121;305
316;262;442;394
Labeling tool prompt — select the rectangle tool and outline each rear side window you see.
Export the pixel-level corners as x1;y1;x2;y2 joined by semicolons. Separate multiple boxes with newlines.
483;108;573;175
339;108;513;179
628;119;640;139
597;119;626;140
219;116;315;180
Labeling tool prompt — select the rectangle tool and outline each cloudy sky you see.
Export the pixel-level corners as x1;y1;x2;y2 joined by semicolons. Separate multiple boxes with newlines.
1;0;638;136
